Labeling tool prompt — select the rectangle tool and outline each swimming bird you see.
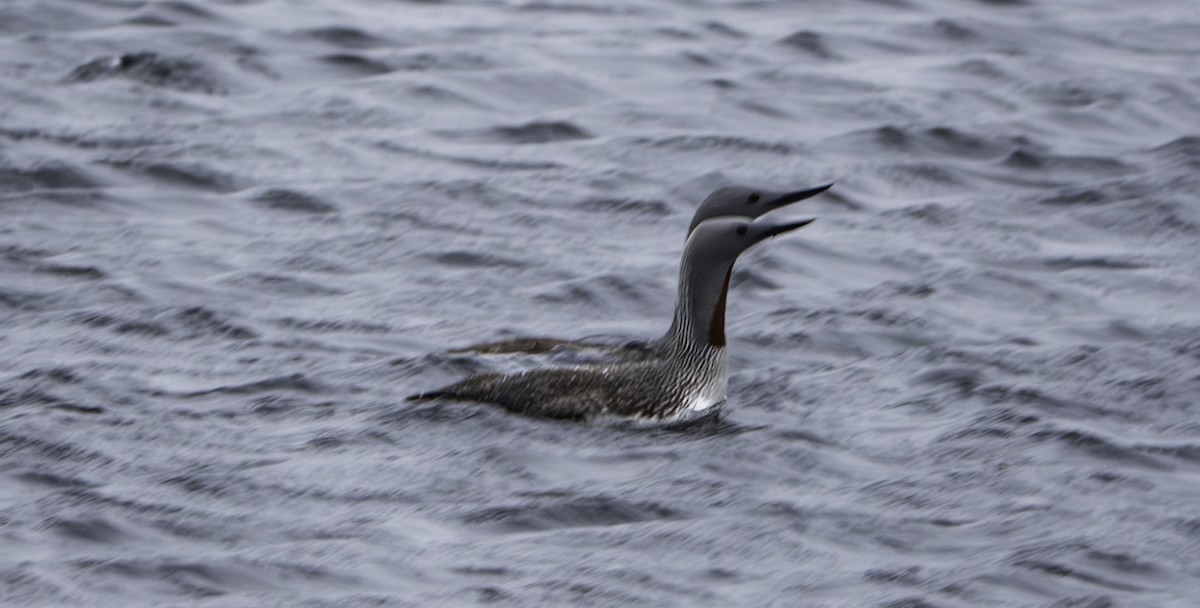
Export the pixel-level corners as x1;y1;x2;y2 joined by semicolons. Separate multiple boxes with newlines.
409;213;816;422
449;183;831;357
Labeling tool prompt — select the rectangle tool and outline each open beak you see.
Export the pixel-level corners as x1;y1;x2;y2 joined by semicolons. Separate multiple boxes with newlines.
762;183;833;214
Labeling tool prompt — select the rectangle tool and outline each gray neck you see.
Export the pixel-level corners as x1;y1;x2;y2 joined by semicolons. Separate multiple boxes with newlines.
662;249;734;354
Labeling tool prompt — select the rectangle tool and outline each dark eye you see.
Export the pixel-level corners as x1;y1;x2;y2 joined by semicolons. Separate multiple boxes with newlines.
736;225;748;236
747;193;760;205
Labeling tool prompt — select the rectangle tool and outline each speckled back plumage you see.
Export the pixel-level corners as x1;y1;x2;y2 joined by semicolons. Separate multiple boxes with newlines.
415;344;727;421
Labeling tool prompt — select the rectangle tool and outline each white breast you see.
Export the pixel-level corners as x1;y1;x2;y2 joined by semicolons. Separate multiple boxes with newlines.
679;352;729;415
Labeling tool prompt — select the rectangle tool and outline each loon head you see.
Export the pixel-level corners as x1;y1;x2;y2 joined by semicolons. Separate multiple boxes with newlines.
687;183;832;235
672;215;816;348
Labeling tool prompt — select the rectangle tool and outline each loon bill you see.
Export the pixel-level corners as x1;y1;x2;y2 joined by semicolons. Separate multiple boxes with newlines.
448;183;832;358
408;212;818;422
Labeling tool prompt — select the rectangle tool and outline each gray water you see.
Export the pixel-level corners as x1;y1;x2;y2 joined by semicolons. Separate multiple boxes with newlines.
2;0;1200;606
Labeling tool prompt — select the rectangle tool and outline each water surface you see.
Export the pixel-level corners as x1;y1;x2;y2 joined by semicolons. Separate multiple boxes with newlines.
2;0;1199;606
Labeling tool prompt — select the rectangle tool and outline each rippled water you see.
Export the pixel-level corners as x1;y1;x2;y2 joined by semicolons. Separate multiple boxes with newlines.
3;0;1200;606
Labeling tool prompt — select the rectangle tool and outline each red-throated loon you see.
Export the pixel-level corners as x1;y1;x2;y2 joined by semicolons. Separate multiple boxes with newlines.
448;184;831;357
408;201;820;422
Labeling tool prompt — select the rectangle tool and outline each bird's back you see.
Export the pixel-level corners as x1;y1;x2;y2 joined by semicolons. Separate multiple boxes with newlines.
408;350;725;422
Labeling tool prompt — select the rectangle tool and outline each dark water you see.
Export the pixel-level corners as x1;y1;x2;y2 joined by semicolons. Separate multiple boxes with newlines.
3;0;1200;606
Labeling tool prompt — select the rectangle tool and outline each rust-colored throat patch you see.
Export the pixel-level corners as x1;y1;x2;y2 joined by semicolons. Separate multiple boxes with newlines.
708;270;731;348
